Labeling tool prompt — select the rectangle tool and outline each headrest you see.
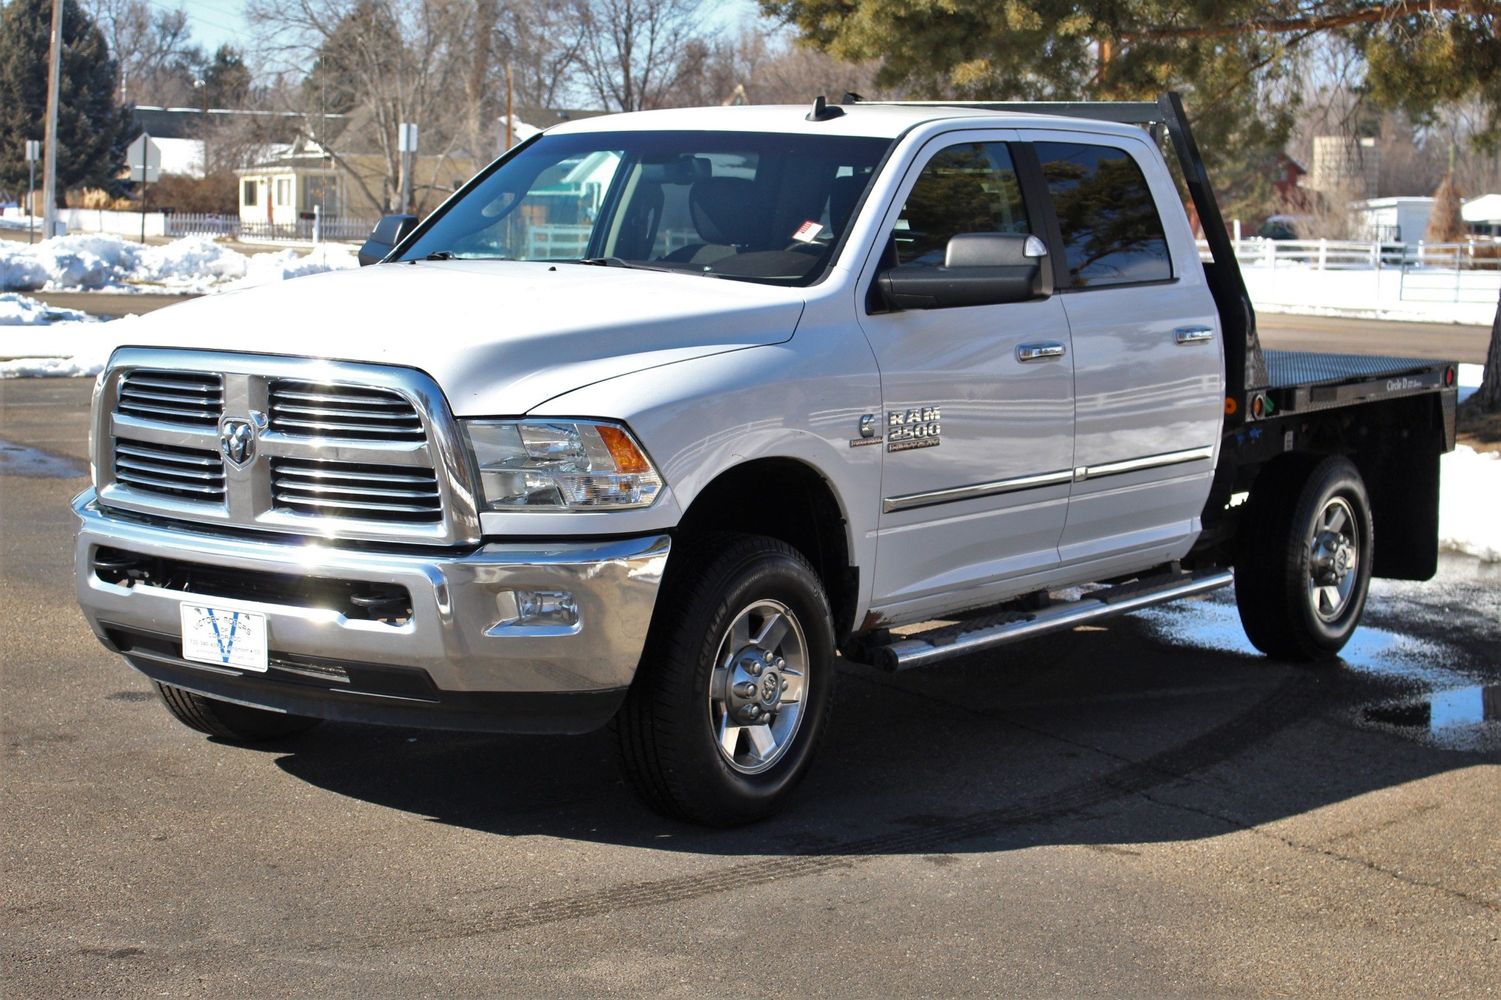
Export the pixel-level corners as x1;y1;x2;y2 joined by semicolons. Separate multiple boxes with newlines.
689;177;759;246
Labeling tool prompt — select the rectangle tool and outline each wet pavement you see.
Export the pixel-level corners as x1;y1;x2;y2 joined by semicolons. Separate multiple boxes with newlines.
2;377;1497;998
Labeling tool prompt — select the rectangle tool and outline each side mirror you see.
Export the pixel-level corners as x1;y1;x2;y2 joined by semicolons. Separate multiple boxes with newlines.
358;214;419;266
878;233;1050;310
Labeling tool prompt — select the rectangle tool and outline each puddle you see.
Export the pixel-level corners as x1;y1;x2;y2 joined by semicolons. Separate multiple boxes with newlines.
1363;686;1501;752
1137;597;1497;752
0;439;86;478
1135;597;1463;688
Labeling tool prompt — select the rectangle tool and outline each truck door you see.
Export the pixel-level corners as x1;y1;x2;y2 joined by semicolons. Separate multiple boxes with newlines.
857;133;1076;619
1026;132;1224;566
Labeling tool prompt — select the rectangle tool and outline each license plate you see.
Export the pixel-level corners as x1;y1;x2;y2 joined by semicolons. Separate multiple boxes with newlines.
180;603;268;672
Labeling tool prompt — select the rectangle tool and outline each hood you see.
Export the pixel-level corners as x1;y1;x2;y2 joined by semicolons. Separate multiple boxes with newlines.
113;260;807;415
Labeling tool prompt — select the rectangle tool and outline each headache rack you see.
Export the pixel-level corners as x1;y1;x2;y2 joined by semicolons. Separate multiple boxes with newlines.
847;92;1269;428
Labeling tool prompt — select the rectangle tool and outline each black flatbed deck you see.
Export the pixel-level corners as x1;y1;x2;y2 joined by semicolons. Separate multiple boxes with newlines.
1262;349;1454;417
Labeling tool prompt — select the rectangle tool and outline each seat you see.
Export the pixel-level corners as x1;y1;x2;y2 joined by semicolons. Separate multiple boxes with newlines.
660;177;760;265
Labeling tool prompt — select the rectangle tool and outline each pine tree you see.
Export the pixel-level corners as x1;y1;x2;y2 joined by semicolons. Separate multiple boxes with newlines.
0;0;131;199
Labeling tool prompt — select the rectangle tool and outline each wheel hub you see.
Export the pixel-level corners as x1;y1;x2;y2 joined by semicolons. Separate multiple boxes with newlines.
1311;532;1354;585
725;648;787;724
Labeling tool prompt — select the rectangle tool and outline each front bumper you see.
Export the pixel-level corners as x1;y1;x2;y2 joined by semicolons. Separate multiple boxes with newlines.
73;490;670;733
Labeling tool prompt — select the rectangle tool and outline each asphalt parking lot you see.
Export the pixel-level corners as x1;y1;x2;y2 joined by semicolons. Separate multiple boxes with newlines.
3;377;1498;998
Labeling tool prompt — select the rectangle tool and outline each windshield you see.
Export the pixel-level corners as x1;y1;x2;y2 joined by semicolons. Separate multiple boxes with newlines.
399;130;893;286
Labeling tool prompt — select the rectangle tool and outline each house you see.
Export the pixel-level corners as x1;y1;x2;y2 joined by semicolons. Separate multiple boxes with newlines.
1462;194;1501;239
1351;196;1434;243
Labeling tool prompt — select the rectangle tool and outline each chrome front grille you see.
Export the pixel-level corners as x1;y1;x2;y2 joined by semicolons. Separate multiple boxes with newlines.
96;351;479;546
269;380;424;441
117;370;223;426
113;440;226;503
272;458;442;523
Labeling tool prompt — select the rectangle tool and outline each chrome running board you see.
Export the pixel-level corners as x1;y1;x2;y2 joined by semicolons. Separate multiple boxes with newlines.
866;568;1234;672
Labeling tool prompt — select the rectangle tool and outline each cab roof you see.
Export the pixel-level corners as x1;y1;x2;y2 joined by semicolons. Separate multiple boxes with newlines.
544;102;1151;143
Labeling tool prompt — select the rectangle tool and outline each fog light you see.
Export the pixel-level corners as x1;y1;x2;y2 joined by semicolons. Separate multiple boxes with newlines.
495;589;579;628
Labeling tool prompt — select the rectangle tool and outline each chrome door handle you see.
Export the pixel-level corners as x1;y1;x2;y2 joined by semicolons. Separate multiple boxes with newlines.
1017;343;1066;362
1174;326;1215;345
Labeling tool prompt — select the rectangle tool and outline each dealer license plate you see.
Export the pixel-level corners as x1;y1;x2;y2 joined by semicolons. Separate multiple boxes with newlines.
180;603;268;672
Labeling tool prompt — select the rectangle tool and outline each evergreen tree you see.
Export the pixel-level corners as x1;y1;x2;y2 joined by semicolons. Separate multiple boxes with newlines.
201;45;251;108
0;0;131;198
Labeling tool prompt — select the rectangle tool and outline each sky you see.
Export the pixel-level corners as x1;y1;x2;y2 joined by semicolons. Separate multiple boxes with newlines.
175;0;762;60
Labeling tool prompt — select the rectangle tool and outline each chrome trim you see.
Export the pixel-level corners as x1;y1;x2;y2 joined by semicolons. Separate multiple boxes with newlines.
1174;326;1215;345
95;349;482;546
1074;444;1215;482
883;469;1073;514
1017;343;1067;362
74;490;669;694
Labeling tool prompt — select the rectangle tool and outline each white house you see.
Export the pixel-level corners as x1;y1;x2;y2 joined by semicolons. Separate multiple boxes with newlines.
1350;196;1433;243
1462;194;1501;239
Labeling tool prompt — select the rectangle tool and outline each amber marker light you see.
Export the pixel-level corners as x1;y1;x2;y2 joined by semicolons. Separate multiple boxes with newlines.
597;424;652;474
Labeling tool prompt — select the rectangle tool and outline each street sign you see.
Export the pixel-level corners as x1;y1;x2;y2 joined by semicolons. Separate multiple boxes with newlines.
397;123;418;153
25;140;40;162
125;133;161;183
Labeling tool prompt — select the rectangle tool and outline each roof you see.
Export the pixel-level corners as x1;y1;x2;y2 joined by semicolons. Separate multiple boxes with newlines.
1462;193;1501;223
545;102;1154;141
1354;197;1435;209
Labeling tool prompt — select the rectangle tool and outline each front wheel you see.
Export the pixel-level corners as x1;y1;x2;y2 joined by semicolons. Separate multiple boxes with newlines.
616;534;835;826
1235;455;1374;661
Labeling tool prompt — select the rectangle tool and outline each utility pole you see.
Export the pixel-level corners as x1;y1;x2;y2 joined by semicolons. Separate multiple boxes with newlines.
41;0;63;240
505;63;514;150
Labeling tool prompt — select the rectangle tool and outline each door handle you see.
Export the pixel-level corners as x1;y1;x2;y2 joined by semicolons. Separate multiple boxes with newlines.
1174;326;1215;345
1017;343;1066;362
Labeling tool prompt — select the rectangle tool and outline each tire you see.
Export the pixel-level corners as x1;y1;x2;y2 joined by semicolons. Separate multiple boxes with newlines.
154;682;323;742
616;533;835;826
1234;455;1374;661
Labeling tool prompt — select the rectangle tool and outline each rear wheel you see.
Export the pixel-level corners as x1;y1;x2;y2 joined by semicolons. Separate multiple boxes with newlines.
616;534;835;826
154;682;323;742
1235;455;1374;661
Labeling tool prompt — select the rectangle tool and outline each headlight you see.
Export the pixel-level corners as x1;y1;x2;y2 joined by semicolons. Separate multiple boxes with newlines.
464;419;663;511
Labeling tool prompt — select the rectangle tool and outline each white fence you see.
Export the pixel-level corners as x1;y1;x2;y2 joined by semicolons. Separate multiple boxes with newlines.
165;213;376;244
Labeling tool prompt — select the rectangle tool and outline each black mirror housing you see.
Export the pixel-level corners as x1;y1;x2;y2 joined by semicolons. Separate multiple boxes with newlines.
358;214;419;266
878;232;1050;310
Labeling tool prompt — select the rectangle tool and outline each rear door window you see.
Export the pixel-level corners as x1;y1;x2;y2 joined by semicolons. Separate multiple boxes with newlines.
1034;142;1172;288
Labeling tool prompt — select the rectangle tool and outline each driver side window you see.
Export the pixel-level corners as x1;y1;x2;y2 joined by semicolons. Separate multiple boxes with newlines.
894;143;1030;268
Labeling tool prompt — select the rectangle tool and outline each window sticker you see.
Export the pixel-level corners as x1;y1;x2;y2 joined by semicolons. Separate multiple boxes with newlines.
792;220;824;243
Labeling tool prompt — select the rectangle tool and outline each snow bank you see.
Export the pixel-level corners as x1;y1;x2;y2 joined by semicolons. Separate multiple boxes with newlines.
0;233;356;294
1440;446;1501;562
0;293;96;327
0;314;130;379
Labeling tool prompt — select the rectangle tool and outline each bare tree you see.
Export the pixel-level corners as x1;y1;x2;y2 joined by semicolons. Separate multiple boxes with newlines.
575;0;709;111
248;0;473;212
85;0;202;105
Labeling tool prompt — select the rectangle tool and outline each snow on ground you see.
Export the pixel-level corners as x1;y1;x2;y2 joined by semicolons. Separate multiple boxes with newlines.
0;314;131;379
0;292;97;326
0;233;357;295
1440;446;1501;562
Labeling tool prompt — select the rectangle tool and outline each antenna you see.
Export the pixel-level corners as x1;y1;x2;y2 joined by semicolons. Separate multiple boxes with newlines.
806;95;845;122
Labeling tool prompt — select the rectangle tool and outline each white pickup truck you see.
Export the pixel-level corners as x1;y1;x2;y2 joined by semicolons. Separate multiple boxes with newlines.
74;95;1459;824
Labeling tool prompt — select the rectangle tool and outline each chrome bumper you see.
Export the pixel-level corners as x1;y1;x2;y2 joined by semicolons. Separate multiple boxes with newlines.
73;490;670;732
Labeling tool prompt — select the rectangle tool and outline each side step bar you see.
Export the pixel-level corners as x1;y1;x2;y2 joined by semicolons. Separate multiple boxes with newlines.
866;569;1235;671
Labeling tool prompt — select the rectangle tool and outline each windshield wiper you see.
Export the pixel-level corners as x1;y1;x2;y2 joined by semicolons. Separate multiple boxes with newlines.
575;256;635;268
425;250;459;260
